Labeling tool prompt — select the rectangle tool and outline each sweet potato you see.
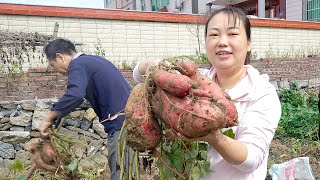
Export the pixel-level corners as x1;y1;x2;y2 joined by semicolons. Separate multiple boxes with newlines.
30;140;58;172
151;87;227;138
152;69;192;97
150;60;238;138
125;83;163;152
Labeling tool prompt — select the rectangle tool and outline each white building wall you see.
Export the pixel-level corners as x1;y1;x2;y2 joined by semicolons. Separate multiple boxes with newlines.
286;0;303;21
1;14;320;70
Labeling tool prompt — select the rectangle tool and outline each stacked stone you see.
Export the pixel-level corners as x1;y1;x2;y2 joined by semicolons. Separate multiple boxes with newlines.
0;99;110;178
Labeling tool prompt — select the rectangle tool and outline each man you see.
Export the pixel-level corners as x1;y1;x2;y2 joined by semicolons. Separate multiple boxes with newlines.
38;38;132;179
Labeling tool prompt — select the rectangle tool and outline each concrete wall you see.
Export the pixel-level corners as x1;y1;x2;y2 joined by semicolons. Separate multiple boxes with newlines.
0;3;320;70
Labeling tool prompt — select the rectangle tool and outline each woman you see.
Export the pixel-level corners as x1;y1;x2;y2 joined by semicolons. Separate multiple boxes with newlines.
133;7;281;180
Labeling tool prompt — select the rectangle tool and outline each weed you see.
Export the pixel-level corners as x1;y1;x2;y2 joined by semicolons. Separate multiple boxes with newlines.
276;82;319;141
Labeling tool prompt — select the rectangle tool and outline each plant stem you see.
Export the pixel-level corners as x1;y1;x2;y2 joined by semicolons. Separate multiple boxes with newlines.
135;151;140;180
120;140;127;180
129;151;135;180
118;121;126;163
152;149;184;179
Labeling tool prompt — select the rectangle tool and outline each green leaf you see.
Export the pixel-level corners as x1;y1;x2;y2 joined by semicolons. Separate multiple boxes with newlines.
67;159;78;172
17;175;24;180
223;129;235;139
191;166;201;180
184;152;191;160
191;149;198;158
12;160;23;171
199;150;207;160
172;159;183;172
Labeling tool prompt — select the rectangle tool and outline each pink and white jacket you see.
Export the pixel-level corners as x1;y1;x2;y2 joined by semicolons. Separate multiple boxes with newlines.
133;64;281;180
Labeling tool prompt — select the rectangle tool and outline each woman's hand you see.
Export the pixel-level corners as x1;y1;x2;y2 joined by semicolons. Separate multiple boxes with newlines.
138;58;162;75
167;128;224;145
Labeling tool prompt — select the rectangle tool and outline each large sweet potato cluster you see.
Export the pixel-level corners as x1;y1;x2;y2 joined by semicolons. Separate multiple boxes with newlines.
125;59;238;152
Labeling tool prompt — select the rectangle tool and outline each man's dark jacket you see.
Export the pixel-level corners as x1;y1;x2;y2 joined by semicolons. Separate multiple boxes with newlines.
52;54;130;134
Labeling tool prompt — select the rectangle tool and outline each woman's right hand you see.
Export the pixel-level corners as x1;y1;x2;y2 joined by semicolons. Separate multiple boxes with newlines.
138;58;163;75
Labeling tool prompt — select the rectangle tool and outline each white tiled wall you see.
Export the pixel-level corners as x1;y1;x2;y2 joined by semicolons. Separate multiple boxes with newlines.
1;14;320;70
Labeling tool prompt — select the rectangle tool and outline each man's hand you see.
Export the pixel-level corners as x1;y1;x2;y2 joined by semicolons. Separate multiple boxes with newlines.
38;111;58;137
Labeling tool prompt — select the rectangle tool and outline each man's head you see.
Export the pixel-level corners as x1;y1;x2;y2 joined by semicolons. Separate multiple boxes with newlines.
44;39;77;73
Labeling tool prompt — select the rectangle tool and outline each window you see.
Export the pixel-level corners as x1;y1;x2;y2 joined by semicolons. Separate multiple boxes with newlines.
141;0;146;11
307;0;320;21
152;0;169;11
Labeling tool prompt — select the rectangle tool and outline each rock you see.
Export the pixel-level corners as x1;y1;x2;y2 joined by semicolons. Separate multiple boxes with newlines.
10;126;25;131
66;126;100;140
0;110;13;118
278;81;290;90
56;127;80;141
10;109;21;117
15;150;33;167
13;143;23;151
101;146;108;156
21;101;36;111
32;101;50;130
80;119;92;131
0;123;12;131
79;135;94;143
0;131;30;143
10;111;33;126
24;138;43;151
92;118;107;138
86;139;104;158
295;80;309;89
64;119;81;128
24;126;32;131
91;151;108;165
72;143;87;158
0;101;16;109
308;78;320;88
0;141;15;159
83;108;97;121
30;131;41;138
0;159;13;177
69;110;84;119
0;117;10;123
79;157;95;170
88;128;94;133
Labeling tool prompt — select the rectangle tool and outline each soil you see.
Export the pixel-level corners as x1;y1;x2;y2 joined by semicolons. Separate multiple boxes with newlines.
268;138;320;179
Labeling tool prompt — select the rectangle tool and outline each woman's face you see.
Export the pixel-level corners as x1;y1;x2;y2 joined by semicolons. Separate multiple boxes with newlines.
205;12;251;72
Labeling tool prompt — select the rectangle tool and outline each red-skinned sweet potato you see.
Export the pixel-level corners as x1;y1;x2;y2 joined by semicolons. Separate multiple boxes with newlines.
150;60;238;138
152;69;192;97
125;83;163;152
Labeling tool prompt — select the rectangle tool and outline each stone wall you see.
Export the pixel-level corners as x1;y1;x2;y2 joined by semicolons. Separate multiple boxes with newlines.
0;99;110;178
